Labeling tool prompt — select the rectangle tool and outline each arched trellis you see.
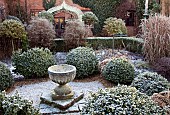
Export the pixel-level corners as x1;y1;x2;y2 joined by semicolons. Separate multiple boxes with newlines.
47;0;83;21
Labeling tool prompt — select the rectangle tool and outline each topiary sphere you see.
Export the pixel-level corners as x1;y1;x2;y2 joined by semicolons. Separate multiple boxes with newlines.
0;62;14;91
12;47;55;78
131;71;169;96
102;58;134;84
81;85;166;115
66;47;98;78
103;17;127;36
0;19;26;40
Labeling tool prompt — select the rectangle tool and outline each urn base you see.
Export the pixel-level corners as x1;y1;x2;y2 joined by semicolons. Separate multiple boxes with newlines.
52;84;74;100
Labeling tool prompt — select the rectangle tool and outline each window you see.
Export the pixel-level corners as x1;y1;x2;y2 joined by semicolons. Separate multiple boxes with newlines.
30;9;43;16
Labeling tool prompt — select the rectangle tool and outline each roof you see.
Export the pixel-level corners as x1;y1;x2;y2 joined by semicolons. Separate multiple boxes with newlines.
56;0;91;11
47;0;84;21
22;0;90;11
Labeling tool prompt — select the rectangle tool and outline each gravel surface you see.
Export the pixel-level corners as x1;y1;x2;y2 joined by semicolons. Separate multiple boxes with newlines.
8;80;104;114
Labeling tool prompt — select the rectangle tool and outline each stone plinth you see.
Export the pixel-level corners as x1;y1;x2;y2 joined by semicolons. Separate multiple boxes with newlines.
40;91;84;111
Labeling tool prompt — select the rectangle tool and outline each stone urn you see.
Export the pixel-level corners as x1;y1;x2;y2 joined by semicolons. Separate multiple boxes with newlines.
48;64;76;100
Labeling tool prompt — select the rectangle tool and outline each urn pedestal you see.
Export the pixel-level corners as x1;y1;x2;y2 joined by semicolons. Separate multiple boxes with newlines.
40;64;84;111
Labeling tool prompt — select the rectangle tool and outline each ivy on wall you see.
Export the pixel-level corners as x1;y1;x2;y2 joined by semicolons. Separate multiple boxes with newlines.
73;0;122;35
135;0;145;20
43;0;56;11
149;0;161;13
72;0;92;8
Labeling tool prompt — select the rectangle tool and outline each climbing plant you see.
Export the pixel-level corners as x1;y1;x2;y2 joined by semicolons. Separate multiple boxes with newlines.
149;0;161;14
135;0;145;20
43;0;56;11
72;0;93;8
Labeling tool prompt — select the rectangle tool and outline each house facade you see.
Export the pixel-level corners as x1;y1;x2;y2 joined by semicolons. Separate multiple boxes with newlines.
0;0;169;37
0;0;91;37
28;0;90;37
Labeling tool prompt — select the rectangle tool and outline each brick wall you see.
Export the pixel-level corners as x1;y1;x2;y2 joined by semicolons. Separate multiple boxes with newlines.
20;0;44;15
26;0;44;10
127;26;137;37
0;0;5;5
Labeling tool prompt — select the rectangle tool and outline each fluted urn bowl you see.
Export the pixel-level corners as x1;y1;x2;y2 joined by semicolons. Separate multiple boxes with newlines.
48;64;76;100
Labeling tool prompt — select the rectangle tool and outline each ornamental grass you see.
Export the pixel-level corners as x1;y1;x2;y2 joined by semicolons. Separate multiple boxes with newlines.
141;14;170;64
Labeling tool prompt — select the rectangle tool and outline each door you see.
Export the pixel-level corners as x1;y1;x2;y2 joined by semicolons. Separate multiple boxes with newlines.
55;17;65;38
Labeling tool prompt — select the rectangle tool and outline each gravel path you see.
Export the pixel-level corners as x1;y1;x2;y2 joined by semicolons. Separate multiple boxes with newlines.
9;80;104;114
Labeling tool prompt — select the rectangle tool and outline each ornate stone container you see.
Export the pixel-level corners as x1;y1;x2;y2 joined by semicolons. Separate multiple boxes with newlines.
48;64;76;100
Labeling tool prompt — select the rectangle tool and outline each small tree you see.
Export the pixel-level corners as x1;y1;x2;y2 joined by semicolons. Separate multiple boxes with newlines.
103;17;127;36
82;12;99;26
82;12;98;37
27;18;56;48
0;20;27;58
63;20;87;50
